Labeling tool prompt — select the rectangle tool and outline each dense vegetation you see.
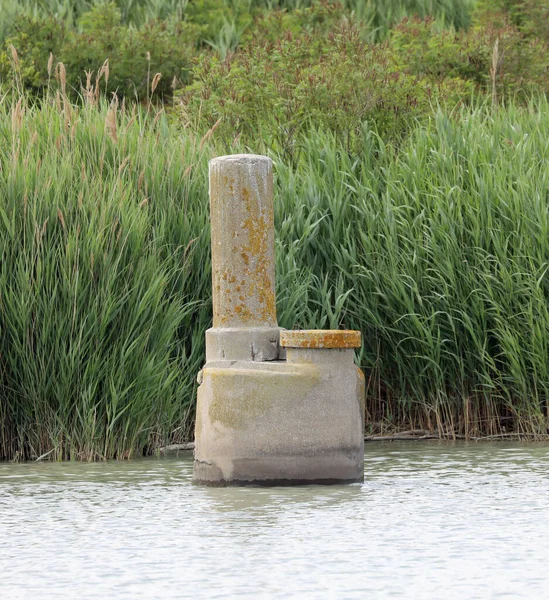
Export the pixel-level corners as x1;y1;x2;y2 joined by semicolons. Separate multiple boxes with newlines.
2;0;548;149
1;0;549;459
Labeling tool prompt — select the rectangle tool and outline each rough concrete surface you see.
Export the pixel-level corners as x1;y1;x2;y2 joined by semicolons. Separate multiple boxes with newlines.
194;154;365;485
209;155;276;329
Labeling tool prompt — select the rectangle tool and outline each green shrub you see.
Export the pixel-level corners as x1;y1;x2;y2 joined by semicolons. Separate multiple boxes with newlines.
0;16;66;94
64;5;197;99
240;2;349;45
391;16;549;98
345;0;475;41
2;0;548;107
0;4;198;101
475;0;549;43
0;0;190;36
179;25;456;158
179;11;549;157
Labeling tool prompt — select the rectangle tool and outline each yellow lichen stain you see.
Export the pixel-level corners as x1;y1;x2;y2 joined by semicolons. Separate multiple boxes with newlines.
236;185;276;325
211;168;276;328
280;330;362;349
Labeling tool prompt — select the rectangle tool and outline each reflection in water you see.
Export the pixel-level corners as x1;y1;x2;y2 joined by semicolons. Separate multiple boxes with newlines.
200;483;363;516
2;443;549;599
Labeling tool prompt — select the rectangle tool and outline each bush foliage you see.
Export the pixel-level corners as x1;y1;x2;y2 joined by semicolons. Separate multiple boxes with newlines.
179;14;549;153
0;5;196;99
1;0;548;112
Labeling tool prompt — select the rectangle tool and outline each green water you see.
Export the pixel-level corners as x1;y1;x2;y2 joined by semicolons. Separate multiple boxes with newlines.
1;442;549;598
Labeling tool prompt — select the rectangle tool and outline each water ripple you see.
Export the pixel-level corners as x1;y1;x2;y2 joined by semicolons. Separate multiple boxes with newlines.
2;442;549;599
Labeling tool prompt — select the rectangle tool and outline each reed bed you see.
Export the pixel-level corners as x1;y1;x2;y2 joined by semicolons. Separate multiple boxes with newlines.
279;104;549;437
2;94;549;460
0;96;212;460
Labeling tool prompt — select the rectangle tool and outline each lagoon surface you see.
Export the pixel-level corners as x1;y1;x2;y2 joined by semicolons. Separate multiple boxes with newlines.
1;442;549;599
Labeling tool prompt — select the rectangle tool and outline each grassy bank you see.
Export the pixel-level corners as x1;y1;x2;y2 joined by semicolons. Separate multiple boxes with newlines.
2;94;549;459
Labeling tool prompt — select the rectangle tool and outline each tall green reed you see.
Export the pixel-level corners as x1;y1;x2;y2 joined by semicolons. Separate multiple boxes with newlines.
274;101;549;436
3;92;549;460
0;95;211;460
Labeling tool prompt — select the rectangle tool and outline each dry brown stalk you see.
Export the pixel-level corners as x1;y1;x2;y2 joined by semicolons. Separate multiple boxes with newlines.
57;209;66;231
491;38;499;106
152;108;164;127
9;45;19;69
151;73;162;95
199;118;222;149
56;62;67;97
11;98;24;136
106;95;119;143
123;115;138;135
83;70;94;106
118;155;131;174
47;53;53;78
137;169;145;191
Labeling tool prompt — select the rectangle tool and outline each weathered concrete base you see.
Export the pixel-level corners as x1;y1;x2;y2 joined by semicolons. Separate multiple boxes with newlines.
193;352;365;485
194;453;364;486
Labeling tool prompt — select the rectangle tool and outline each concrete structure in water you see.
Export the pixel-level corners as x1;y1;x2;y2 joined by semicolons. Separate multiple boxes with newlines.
193;154;365;485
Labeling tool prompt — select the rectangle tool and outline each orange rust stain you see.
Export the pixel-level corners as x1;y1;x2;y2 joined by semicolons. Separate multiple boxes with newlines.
280;330;362;349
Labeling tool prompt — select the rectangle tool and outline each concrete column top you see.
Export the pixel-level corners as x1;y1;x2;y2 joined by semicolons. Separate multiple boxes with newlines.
280;330;362;349
209;153;277;329
210;154;272;166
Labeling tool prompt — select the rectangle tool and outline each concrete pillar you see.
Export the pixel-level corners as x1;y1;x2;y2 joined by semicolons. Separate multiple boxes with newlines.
206;155;279;362
209;154;276;328
194;154;365;486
